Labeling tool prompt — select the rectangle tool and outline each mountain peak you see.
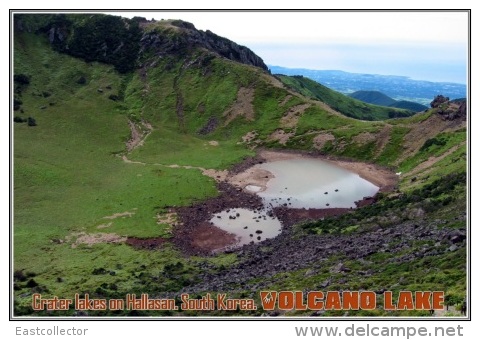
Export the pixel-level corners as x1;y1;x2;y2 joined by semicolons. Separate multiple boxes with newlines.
140;18;268;71
14;14;268;73
349;90;397;106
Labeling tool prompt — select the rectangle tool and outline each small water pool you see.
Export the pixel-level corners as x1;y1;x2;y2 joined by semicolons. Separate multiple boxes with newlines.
209;208;282;246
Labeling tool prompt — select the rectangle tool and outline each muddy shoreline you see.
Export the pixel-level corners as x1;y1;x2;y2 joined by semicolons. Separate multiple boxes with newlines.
248;149;398;193
173;182;265;254
128;149;398;254
171;150;396;255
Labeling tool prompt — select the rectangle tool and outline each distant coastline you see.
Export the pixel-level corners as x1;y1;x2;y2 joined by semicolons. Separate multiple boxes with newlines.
269;66;466;106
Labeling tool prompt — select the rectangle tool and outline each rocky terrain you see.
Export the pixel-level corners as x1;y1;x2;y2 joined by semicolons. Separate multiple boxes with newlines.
139;19;268;71
16;14;267;73
177;216;466;298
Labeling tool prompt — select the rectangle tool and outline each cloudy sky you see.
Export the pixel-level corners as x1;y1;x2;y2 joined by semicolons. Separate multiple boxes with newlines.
119;11;468;83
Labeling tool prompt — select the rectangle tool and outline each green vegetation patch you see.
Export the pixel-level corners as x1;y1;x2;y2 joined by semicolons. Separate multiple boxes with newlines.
13;32;220;314
277;75;413;120
376;126;411;165
300;172;466;235
399;129;466;173
129;127;253;169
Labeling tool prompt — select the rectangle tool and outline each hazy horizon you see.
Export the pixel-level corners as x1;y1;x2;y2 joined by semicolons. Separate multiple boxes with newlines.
265;62;467;85
254;42;467;84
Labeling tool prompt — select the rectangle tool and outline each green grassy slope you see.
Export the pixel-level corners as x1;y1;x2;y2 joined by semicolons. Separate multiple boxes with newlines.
349;90;428;112
277;75;414;120
392;100;428;112
349;90;397;106
13;32;221;310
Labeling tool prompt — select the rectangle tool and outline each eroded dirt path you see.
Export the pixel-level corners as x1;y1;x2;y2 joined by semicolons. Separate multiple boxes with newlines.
121;117;228;181
122;154;228;182
395;114;466;165
66;232;127;248
122;116;230;181
268;104;311;145
405;142;466;178
223;87;255;126
373;124;393;158
126;120;153;152
313;132;336;150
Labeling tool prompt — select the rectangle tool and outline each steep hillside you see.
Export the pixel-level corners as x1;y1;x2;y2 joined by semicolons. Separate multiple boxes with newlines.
350;90;428;112
349;90;397;106
276;75;414;120
15;14;267;73
12;14;467;317
392;100;428;111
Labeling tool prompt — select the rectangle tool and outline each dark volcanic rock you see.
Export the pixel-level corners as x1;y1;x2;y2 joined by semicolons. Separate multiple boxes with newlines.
430;95;449;108
431;95;466;121
139;20;268;71
17;14;267;74
170;218;466;295
197;116;219;135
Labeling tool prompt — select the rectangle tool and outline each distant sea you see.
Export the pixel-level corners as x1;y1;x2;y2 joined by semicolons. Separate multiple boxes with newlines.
269;66;466;106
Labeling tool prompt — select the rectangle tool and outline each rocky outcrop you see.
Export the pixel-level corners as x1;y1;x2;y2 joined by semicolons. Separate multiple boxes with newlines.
48;26;66;43
430;95;449;108
431;95;467;121
19;14;268;73
139;20;268;71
